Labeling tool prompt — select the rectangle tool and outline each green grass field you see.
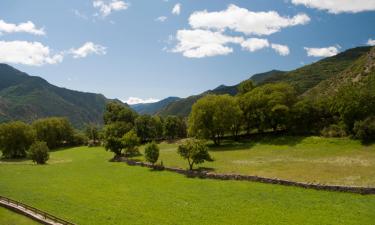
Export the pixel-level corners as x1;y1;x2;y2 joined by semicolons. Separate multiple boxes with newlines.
137;136;375;187
0;138;375;225
0;207;39;225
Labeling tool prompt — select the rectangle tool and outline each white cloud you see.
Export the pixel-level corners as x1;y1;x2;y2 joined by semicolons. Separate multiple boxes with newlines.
70;42;107;58
155;16;168;22
172;29;244;58
172;3;181;15
367;38;375;46
72;9;88;20
0;41;63;66
304;46;339;57
93;0;129;17
271;44;290;56
0;20;45;35
241;38;270;52
291;0;375;14
125;97;160;105
189;4;310;36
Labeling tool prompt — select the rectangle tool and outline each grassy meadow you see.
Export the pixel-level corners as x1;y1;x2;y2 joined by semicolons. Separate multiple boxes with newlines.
0;137;375;225
138;136;375;187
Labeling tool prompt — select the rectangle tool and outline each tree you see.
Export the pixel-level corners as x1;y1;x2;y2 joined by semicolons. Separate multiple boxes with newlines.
164;116;187;140
103;102;137;157
32;117;74;149
239;83;296;133
144;142;159;165
177;138;212;170
0;121;36;159
134;115;163;142
28;141;50;164
353;117;375;143
85;124;100;145
189;94;242;145
122;130;141;157
237;79;254;95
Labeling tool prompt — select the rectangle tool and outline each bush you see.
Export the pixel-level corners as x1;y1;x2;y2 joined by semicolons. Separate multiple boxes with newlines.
321;124;347;138
353;117;375;143
28;141;50;164
71;131;88;146
0;121;36;159
144;142;159;165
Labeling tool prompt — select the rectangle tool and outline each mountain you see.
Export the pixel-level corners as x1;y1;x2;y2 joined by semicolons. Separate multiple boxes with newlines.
157;70;286;117
305;46;375;97
0;64;125;128
157;46;372;117
130;97;181;115
259;46;372;94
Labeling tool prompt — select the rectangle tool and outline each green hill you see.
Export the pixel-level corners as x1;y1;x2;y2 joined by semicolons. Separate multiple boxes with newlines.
0;64;125;128
261;46;372;94
158;70;286;117
305;46;375;97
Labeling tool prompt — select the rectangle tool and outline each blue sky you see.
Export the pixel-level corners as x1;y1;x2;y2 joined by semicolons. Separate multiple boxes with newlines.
0;0;374;104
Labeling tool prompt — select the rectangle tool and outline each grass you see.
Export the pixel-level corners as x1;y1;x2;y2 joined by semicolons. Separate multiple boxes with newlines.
0;143;375;225
137;136;375;187
0;206;39;225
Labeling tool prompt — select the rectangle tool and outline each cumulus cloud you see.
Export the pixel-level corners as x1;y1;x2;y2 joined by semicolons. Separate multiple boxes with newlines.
172;3;181;15
189;4;310;36
291;0;375;14
93;0;129;17
125;97;160;105
155;16;167;22
172;29;244;58
0;41;63;66
241;38;270;52
367;38;375;46
0;20;45;35
304;46;340;57
271;44;290;56
70;42;107;58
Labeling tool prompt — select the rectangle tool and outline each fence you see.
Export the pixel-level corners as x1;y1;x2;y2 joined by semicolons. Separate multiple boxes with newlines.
0;196;75;225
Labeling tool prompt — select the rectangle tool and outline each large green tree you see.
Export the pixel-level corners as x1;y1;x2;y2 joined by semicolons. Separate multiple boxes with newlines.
134;115;163;142
163;116;187;140
0;121;36;159
32;117;74;149
189;94;241;145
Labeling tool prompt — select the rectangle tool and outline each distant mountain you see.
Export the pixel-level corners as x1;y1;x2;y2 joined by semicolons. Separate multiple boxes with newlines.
130;97;181;115
260;46;372;94
157;70;285;117
0;64;125;128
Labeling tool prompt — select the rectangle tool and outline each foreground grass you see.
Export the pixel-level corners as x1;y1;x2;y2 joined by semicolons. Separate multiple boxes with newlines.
0;206;39;225
137;136;375;187
0;145;375;225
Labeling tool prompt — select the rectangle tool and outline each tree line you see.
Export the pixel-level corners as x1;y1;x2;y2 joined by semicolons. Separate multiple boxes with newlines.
188;80;375;145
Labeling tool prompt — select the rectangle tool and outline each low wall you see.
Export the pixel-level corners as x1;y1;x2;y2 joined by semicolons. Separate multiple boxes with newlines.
114;157;375;195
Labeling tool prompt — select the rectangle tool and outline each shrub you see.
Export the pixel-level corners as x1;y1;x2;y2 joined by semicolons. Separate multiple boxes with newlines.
177;138;213;170
321;124;347;138
0;121;36;159
71;131;88;146
144;142;159;165
353;117;375;143
28;141;50;164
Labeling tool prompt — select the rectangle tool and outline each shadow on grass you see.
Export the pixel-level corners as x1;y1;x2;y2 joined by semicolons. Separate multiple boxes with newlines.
0;157;29;163
208;134;308;152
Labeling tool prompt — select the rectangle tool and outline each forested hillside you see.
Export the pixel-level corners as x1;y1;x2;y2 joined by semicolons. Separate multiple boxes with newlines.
0;64;125;127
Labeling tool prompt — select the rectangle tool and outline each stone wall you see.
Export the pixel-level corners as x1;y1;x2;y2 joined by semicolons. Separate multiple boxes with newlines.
114;157;375;195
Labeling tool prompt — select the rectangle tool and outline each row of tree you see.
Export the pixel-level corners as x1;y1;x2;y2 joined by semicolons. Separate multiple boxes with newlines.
188;80;375;145
0;117;86;160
